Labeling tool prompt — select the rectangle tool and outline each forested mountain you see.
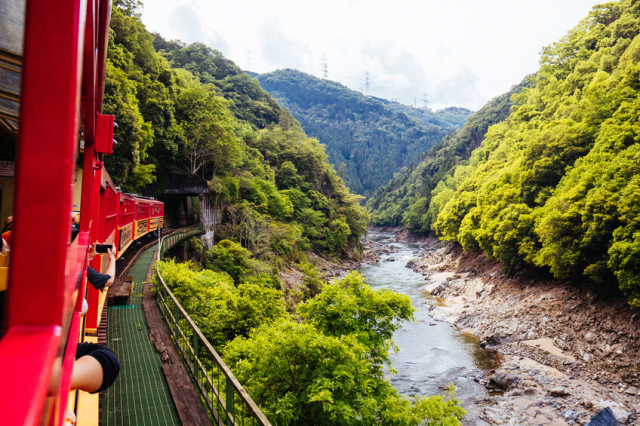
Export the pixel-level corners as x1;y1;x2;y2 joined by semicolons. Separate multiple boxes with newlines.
104;3;367;259
256;69;473;196
104;2;465;423
367;78;530;229
152;36;282;129
380;99;473;130
371;0;640;307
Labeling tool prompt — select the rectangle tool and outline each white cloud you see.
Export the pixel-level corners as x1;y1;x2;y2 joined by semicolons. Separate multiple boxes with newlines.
139;0;600;110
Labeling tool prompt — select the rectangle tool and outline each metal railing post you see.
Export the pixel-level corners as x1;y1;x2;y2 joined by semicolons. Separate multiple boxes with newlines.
226;378;234;426
193;333;199;382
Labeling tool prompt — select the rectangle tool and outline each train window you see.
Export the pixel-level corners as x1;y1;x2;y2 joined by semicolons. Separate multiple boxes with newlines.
0;0;22;337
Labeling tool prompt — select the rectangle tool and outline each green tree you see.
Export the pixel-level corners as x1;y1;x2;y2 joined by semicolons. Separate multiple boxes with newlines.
298;271;414;365
175;85;240;176
155;260;286;349
225;319;466;426
204;239;252;284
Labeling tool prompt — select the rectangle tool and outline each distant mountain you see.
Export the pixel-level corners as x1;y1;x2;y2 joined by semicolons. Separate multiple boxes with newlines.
256;69;472;196
366;77;530;229
373;97;473;130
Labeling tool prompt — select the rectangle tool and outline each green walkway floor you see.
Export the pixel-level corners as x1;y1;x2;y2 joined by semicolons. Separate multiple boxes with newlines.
102;247;181;426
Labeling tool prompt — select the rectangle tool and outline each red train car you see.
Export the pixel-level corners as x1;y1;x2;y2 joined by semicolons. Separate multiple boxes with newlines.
0;0;163;424
135;198;151;239
149;201;164;233
118;193;136;254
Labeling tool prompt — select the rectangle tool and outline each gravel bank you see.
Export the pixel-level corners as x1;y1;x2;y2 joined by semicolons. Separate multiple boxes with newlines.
398;233;640;425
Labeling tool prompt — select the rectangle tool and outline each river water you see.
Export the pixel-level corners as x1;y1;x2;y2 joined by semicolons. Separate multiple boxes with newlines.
358;233;499;424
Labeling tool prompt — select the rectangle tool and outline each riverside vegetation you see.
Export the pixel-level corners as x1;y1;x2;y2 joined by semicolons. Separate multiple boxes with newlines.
108;0;465;424
369;0;640;308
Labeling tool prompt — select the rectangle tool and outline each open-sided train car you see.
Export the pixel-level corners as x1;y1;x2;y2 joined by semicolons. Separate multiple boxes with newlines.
0;0;162;424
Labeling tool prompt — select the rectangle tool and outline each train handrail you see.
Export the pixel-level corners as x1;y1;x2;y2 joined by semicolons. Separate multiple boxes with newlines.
155;225;271;426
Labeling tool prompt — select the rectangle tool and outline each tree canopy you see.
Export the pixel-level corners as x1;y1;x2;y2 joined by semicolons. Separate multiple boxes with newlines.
367;77;530;230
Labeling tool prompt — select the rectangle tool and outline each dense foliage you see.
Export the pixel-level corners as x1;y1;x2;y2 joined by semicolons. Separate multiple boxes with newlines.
154;259;287;349
373;0;640;306
226;320;465;426
380;99;473;131
153;37;282;129
156;263;465;425
104;2;368;259
257;69;472;196
224;272;466;425
297;272;415;366
367;79;528;230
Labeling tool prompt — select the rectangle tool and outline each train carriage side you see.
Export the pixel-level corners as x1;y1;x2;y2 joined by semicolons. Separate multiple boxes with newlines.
0;0;117;423
149;200;164;233
134;198;150;239
0;0;164;422
118;194;136;254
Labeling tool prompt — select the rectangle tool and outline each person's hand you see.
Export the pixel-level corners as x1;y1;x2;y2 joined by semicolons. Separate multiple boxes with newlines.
89;242;98;258
107;246;116;261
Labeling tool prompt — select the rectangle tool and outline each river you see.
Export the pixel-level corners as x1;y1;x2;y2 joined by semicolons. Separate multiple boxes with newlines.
358;233;499;424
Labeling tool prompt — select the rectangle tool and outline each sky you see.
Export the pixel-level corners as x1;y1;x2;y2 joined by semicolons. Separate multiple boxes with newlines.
139;0;601;111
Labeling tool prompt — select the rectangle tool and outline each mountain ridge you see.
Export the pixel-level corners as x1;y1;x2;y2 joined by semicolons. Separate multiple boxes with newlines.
256;69;472;196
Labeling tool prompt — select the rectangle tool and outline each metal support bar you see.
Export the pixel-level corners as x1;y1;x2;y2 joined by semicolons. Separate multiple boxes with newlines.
226;380;234;426
154;225;270;426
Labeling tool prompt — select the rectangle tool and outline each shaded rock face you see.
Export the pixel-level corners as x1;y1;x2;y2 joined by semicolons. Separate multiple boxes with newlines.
480;335;502;349
384;231;640;426
486;373;519;391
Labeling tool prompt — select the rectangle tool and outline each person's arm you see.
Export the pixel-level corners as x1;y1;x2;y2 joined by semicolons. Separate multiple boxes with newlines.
72;343;120;393
104;247;115;287
86;243;116;291
71;355;103;393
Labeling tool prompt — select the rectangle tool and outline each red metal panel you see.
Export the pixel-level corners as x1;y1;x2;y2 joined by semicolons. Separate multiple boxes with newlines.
134;199;151;239
148;201;164;232
96;0;111;110
102;184;118;242
118;194;135;252
136;199;150;220
119;194;136;225
7;0;86;325
80;0;97;148
54;311;82;426
84;161;102;331
95;113;115;154
114;189;121;257
0;328;61;426
0;0;116;423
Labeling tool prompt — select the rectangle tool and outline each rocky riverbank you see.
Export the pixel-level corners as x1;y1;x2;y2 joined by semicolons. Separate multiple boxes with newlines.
395;231;640;425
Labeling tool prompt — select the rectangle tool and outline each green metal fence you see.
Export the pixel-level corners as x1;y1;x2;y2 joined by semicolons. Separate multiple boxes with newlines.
156;225;271;426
